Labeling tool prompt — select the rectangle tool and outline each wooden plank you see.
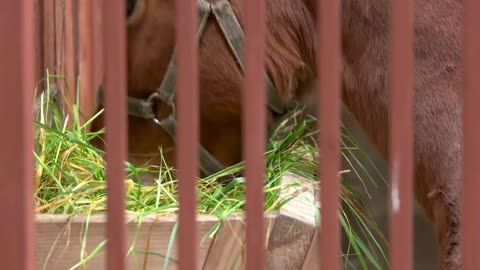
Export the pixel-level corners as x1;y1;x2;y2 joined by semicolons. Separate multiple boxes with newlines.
202;214;277;270
78;0;95;123
54;0;63;76
33;0;44;86
92;0;104;110
277;173;317;225
265;174;318;270
203;174;319;270
36;175;320;269
202;215;247;270
36;214;219;270
266;215;316;270
43;0;56;73
301;231;320;270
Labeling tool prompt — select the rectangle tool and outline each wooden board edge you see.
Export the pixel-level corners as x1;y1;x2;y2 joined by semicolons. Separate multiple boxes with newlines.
266;214;317;270
278;172;318;226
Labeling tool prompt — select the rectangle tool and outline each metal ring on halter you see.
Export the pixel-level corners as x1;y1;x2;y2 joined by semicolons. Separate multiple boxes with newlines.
146;91;160;107
152;114;175;127
148;91;176;127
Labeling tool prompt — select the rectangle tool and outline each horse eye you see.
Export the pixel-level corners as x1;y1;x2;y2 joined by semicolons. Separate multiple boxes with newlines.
126;0;137;17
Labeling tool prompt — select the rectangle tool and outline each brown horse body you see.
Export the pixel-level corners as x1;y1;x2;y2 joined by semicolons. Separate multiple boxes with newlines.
91;0;463;268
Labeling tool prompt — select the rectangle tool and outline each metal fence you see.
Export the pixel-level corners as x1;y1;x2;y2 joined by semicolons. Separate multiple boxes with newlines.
0;0;479;269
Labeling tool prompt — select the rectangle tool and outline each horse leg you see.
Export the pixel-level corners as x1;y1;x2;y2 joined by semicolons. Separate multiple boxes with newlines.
425;188;462;270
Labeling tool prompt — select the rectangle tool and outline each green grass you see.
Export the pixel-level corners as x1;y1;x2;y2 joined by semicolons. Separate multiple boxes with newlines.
34;72;389;270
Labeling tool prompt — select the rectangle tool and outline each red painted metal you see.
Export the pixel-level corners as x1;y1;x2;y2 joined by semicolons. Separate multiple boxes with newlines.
388;0;414;269
64;0;76;105
316;0;342;268
176;0;199;269
102;0;128;269
0;0;36;269
243;0;267;268
462;0;480;268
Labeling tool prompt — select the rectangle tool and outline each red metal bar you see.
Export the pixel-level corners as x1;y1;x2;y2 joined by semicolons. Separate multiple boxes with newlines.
64;0;76;105
102;0;127;269
316;0;342;268
79;0;94;123
0;0;36;269
388;0;414;269
176;0;199;269
462;0;480;268
243;0;267;269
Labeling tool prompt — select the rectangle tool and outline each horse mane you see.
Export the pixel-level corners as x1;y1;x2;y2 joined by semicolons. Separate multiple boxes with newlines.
230;0;316;101
263;0;316;100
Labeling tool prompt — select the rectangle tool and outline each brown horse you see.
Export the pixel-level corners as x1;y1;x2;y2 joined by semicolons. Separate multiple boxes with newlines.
90;0;463;269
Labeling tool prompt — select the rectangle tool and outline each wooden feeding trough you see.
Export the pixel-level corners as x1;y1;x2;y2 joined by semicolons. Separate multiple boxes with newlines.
35;173;320;270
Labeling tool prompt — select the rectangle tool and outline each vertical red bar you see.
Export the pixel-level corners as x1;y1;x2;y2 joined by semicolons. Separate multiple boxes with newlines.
102;0;127;269
388;0;414;269
316;0;342;268
0;0;36;269
79;0;94;122
64;0;76;104
176;0;199;269
243;0;267;269
462;0;480;269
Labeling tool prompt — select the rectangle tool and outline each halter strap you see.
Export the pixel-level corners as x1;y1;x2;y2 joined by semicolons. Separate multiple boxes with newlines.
97;0;296;179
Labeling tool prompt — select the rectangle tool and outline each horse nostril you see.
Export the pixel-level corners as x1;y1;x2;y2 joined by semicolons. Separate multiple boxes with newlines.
126;0;137;18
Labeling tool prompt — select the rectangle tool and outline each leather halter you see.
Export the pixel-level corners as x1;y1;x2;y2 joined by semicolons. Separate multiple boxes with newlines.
97;0;296;178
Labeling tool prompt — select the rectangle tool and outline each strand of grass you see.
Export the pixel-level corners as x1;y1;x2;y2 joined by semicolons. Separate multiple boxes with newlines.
69;240;107;270
35;122;103;153
339;192;384;270
341;151;373;199
42;218;73;270
341;195;389;266
34;81;387;268
341;184;389;248
340;211;370;269
340;207;358;270
163;221;178;270
35;184;106;213
34;151;67;193
133;250;178;262
340;122;388;186
125;216;149;269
